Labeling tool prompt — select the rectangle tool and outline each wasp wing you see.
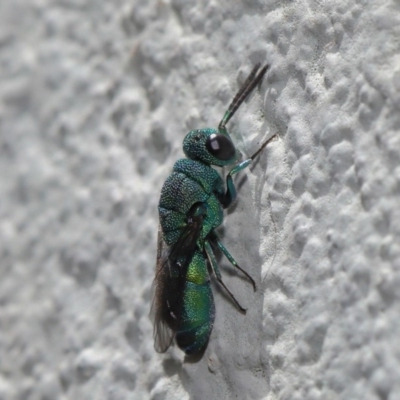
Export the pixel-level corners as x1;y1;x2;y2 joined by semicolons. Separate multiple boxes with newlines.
151;212;204;353
150;226;175;353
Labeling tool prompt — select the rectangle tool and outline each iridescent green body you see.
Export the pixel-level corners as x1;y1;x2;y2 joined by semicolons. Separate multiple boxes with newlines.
152;64;276;355
175;250;214;353
157;132;225;354
159;132;225;246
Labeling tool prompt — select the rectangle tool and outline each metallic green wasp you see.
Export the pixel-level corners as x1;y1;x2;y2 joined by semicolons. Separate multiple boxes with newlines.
151;63;276;355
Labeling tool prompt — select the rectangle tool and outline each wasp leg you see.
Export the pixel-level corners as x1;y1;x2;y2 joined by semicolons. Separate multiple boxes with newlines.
204;241;246;313
209;232;256;291
218;63;269;134
220;134;278;208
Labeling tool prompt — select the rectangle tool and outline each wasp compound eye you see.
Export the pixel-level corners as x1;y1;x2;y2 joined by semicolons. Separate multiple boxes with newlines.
206;133;236;161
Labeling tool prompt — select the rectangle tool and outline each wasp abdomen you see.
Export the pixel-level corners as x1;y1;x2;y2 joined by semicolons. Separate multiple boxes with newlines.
175;250;215;354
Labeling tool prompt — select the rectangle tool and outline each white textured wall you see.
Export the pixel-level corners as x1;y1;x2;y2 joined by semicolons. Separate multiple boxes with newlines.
1;0;400;399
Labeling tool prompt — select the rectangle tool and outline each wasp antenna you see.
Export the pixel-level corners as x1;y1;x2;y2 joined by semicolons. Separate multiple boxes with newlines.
219;63;270;131
250;133;278;161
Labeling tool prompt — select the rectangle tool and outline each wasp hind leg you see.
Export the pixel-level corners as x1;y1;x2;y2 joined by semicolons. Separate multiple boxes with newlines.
204;241;247;313
210;232;256;291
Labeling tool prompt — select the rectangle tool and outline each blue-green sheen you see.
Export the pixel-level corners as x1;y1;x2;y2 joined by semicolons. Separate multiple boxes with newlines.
159;156;225;247
158;131;228;354
154;64;270;355
175;250;215;354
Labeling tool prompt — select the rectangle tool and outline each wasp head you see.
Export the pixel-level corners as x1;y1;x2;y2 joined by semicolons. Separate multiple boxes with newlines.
183;129;239;167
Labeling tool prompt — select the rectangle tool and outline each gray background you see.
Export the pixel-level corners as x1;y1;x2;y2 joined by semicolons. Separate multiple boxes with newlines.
1;0;400;399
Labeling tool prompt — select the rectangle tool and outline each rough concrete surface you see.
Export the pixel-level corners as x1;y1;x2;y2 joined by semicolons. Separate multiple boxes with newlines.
1;0;400;399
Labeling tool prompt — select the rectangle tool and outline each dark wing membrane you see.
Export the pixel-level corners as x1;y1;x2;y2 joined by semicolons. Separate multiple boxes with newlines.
151;212;204;353
150;226;174;353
